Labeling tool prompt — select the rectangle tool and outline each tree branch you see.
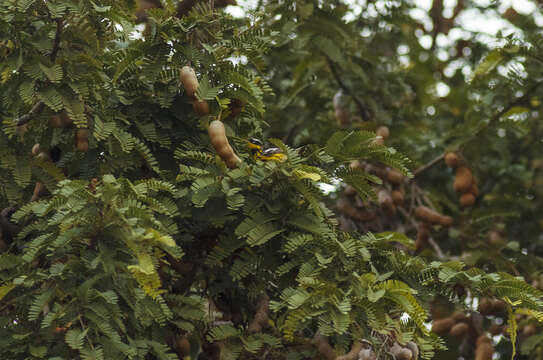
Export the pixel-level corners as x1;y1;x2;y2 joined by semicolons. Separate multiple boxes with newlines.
326;57;372;122
412;153;444;177
15;18;63;127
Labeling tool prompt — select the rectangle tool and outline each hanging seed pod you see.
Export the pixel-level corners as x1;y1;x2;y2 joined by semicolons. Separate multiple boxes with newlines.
248;295;269;333
378;189;396;215
229;99;246;117
208;120;240;169
488;324;503;336
31;144;41;156
450;322;469;337
192;99;210;116
432;317;455;335
453;166;473;192
390;342;412;360
358;348;377;360
180;66;199;97
478;298;493;315
386;169;404;185
376;126;390;139
490;299;506;314
176;335;191;357
336;342;363;360
31;182;46;202
475;335;493;360
405;342;419;360
470;179;479;196
415;222;431;252
50;111;73;128
460;193;475;207
391;186;405;205
451;310;467;323
312;334;336;360
75;128;89;152
415;206;452;227
444;152;460;167
135;0;162;23
371;136;385;146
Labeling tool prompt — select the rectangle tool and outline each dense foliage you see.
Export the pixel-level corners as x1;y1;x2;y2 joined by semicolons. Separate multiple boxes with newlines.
1;0;543;359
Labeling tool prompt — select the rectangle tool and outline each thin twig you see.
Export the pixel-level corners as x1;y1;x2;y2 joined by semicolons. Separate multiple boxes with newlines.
15;18;63;127
326;57;372;122
412;153;444;177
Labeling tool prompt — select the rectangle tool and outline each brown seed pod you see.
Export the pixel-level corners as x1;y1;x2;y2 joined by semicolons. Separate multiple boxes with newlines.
192;99;210;116
229;99;246;117
336;342;363;360
180;66;199;97
451;310;467;323
390;342;412;360
444;152;460;167
31;182;47;202
312;333;336;360
358;348;377;360
475;336;493;360
523;323;537;337
176;335;191;357
450;322;469;337
488;324;503;336
470;179;479;197
364;163;387;179
135;0;162;23
75;128;89;152
335;108;351;127
376;126;390;139
208;120;240;169
415;222;431;252
31;144;41;156
386;169;405;185
36;152;51;162
478;298;493;315
50;111;73;128
336;198;376;222
370;136;385;146
453;166;473;192
391;187;405;205
460;193;475;207
349;160;361;169
432;317;455;335
490;299;506;314
488;230;504;247
405;342;419;360
248;295;269;333
378;189;396;215
414;206;453;227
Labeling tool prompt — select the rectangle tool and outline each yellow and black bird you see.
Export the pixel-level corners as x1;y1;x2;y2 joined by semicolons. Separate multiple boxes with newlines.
247;138;287;162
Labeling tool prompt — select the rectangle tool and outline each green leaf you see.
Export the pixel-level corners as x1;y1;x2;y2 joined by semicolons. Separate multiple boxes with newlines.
473;50;503;78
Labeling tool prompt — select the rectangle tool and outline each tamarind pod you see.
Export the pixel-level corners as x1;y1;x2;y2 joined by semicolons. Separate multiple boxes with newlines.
451;310;467;323
208;120;240;169
135;0;162;23
490;299;506;314
335;107;351;127
180;66;199;97
453;166;473;192
37;152;51;162
311;333;336;360
337;199;376;222
336;342;363;360
432;317;455;335
444;152;459;167
370;136;385;146
32;144;40;156
450;322;468;337
439;215;453;227
405;342;419;360
488;324;502;336
349;160;361;169
391;187;405;205
475;341;493;360
470;179;479;196
31;182;46;202
358;348;377;360
378;189;396;215
229;99;246;116
364;164;387;179
248;295;269;333
460;193;475;207
390;342;412;360
75;129;89;152
414;206;443;225
478;298;493;315
415;222;431;252
386;169;404;185
176;335;191;357
523;323;537;336
193;99;209;116
376;126;390;139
